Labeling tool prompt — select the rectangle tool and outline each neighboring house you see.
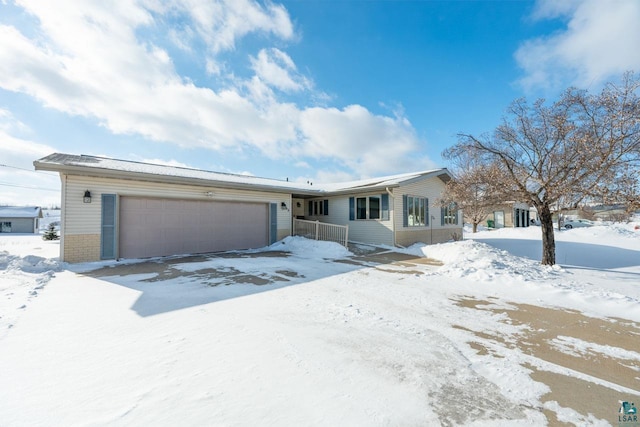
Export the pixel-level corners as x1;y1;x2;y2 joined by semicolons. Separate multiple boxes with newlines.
591;205;629;221
485;202;531;228
0;206;43;233
34;153;462;263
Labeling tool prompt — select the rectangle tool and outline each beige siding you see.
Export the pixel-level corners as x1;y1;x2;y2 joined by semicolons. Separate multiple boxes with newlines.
395;229;458;247
487;202;530;228
62;174;292;236
60;174;292;262
392;177;463;246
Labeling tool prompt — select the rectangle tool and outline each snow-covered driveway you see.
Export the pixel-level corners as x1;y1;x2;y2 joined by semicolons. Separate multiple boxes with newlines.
1;227;639;426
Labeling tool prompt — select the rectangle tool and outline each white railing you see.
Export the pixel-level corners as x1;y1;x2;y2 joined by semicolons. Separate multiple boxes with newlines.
293;219;349;248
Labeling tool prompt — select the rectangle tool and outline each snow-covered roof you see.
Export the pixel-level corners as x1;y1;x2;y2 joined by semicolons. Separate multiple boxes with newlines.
34;153;319;195
33;153;450;196
0;206;43;218
319;169;450;193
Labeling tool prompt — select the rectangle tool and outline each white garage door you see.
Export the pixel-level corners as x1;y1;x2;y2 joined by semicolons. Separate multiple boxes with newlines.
119;197;269;259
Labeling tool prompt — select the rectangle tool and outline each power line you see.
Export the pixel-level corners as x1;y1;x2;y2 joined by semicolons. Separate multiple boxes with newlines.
0;163;58;176
0;181;60;191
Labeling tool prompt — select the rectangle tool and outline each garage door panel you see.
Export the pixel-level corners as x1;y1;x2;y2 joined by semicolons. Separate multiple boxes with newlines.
119;197;269;259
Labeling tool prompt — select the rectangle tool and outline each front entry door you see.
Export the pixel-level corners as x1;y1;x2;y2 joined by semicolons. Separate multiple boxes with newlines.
494;211;505;228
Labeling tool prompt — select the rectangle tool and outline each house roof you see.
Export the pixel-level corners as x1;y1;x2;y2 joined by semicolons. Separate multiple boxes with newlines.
0;206;43;218
34;153;320;195
318;169;451;195
33;153;450;197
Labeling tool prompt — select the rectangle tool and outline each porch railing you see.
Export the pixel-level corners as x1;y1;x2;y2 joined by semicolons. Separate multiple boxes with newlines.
292;219;349;248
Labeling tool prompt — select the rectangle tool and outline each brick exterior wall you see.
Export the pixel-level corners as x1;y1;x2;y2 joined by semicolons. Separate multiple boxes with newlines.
64;234;101;263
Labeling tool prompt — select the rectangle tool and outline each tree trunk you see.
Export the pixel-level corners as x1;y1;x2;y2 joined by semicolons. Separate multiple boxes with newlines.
538;203;556;265
472;222;478;233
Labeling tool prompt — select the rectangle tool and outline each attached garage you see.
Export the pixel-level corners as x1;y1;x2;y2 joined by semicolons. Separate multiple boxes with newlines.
34;153;304;263
117;197;270;259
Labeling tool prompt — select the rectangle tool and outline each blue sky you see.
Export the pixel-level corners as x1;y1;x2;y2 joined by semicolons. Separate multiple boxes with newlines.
1;0;640;206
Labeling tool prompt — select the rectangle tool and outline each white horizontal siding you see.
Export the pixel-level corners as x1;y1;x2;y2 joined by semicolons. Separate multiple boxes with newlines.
0;218;35;233
305;194;393;246
393;176;461;231
63;174;291;236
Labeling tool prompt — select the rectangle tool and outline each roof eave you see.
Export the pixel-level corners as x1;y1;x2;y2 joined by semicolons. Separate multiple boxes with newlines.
34;161;321;196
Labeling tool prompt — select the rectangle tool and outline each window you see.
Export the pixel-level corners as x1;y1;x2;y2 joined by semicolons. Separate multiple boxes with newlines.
356;197;367;219
308;199;329;216
442;203;458;225
403;195;428;227
349;194;389;220
369;196;380;219
0;221;11;232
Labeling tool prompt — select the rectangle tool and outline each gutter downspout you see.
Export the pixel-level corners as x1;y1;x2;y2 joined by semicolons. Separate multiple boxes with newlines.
385;187;396;247
60;173;66;262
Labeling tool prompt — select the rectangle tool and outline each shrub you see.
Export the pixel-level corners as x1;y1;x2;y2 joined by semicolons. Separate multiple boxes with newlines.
42;223;59;241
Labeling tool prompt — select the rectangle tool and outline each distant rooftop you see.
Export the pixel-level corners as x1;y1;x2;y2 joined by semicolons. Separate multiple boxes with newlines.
0;206;43;218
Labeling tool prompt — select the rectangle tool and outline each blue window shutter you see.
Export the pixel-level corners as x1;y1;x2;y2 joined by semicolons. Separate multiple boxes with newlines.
348;197;354;221
441;206;445;226
402;195;408;227
101;194;117;260
381;193;389;220
425;199;430;225
269;203;277;244
324;199;329;216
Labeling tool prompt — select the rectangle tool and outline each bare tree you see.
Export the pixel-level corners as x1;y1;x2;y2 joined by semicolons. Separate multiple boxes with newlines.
440;151;503;233
447;73;640;265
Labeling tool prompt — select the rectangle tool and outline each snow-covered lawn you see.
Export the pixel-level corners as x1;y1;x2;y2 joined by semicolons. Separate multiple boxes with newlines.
1;220;639;426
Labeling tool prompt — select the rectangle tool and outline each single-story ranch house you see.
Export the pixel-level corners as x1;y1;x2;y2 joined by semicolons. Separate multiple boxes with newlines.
0;206;43;233
34;153;462;263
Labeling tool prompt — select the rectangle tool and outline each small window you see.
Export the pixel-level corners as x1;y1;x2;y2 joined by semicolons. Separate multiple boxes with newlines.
442;203;458;225
0;221;11;232
369;196;380;220
356;197;367;220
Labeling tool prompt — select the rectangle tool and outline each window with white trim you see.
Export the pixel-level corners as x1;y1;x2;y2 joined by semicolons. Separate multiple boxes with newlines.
349;194;389;221
403;195;428;227
442;203;458;225
308;199;329;216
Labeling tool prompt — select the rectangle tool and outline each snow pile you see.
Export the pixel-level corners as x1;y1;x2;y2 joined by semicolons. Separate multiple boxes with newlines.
0;224;639;425
1;253;60;273
408;240;563;282
267;235;352;259
0;251;61;337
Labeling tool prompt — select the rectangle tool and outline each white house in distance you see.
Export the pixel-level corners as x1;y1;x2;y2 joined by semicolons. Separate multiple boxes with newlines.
34;153;462;263
0;206;43;234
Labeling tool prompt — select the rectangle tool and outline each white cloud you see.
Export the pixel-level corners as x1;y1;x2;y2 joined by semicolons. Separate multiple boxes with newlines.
0;0;435;180
516;0;640;90
178;0;295;54
298;105;436;176
0;126;61;206
250;48;311;93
